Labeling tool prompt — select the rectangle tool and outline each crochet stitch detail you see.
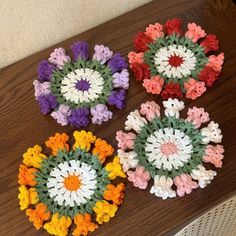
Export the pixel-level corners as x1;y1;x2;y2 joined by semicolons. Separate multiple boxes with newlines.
116;99;224;199
18;131;126;236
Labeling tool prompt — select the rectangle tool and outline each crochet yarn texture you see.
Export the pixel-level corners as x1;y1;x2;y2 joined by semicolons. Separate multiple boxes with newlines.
34;42;129;127
128;18;224;99
18;131;126;236
116;99;224;199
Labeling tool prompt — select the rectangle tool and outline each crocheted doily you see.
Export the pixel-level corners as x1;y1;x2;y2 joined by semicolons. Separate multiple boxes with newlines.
128;18;224;99
116;99;224;199
18;131;126;236
34;42;129;127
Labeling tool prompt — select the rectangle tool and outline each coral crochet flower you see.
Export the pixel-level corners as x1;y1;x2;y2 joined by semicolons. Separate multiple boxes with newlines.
34;41;129;127
129;18;224;99
18;131;126;235
116;99;224;199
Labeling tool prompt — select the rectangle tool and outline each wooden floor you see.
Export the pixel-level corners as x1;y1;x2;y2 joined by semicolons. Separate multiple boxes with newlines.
0;0;236;235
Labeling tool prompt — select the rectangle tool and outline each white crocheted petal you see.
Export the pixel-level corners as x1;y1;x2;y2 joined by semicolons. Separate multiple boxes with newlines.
201;121;223;144
145;128;193;171
163;98;185;118
125;110;147;133
47;160;97;207
150;175;176;199
190;165;217;188
118;149;138;172
60;68;104;104
154;45;196;79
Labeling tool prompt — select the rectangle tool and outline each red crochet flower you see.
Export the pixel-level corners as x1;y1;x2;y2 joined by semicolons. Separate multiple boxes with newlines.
133;32;153;52
198;66;220;87
200;34;219;53
130;63;150;81
164;18;182;35
161;82;183;99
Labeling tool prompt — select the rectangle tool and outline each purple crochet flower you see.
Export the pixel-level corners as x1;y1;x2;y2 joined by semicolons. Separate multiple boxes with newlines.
112;69;129;89
33;80;50;99
107;53;127;73
90;104;113;125
37;94;58;115
51;105;71;126
70;41;89;61
108;89;126;109
37;60;56;82
93;45;113;64
68;108;90;127
48;48;70;69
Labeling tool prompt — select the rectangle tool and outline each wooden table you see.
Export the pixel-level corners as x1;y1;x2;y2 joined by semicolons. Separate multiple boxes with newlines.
1;0;236;235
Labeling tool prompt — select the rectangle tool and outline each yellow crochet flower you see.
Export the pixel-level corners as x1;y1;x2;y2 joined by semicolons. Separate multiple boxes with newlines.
105;156;126;180
18;186;38;210
73;130;96;151
93;200;118;224
23;145;47;168
44;213;72;236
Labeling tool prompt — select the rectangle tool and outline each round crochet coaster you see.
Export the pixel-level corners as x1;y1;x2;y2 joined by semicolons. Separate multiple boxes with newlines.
18;131;126;236
34;42;129;127
128;18;224;99
116;99;224;199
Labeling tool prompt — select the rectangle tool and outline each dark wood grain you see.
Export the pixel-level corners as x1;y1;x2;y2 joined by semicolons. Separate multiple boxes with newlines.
1;0;236;235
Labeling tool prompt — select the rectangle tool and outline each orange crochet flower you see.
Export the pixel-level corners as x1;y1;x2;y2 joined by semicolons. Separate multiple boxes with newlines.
103;183;125;205
18;164;37;186
73;213;98;236
26;203;50;230
45;133;69;156
92;138;114;163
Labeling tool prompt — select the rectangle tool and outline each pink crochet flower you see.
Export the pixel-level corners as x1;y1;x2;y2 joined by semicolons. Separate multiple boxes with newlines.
128;52;144;64
127;166;151;189
49;48;70;69
116;131;136;151
206;53;224;72
186;107;210;128
203;145;224;168
145;23;164;40
184;78;206;100
185;23;206;43
143;76;164;94
174;174;198;197
140;101;161;121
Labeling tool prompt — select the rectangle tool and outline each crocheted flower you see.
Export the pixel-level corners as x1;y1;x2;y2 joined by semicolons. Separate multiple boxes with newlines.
116;99;224;199
184;78;206;100
127;166;150;189
73;214;98;236
71;41;89;60
18;131;126;235
93;45;113;64
143;76;164;94
34;42;129;128
129;18;224;99
116;131;136;151
93;200;118;224
164;18;182;35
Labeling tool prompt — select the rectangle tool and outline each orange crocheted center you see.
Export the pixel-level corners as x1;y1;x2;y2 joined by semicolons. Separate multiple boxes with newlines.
64;174;81;191
168;55;183;67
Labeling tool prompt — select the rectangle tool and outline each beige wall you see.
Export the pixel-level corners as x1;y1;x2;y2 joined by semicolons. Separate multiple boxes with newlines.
0;0;151;68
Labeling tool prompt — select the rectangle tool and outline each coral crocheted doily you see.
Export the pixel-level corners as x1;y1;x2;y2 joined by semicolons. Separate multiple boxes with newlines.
34;42;129;127
128;18;224;99
18;131;126;236
116;99;224;199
